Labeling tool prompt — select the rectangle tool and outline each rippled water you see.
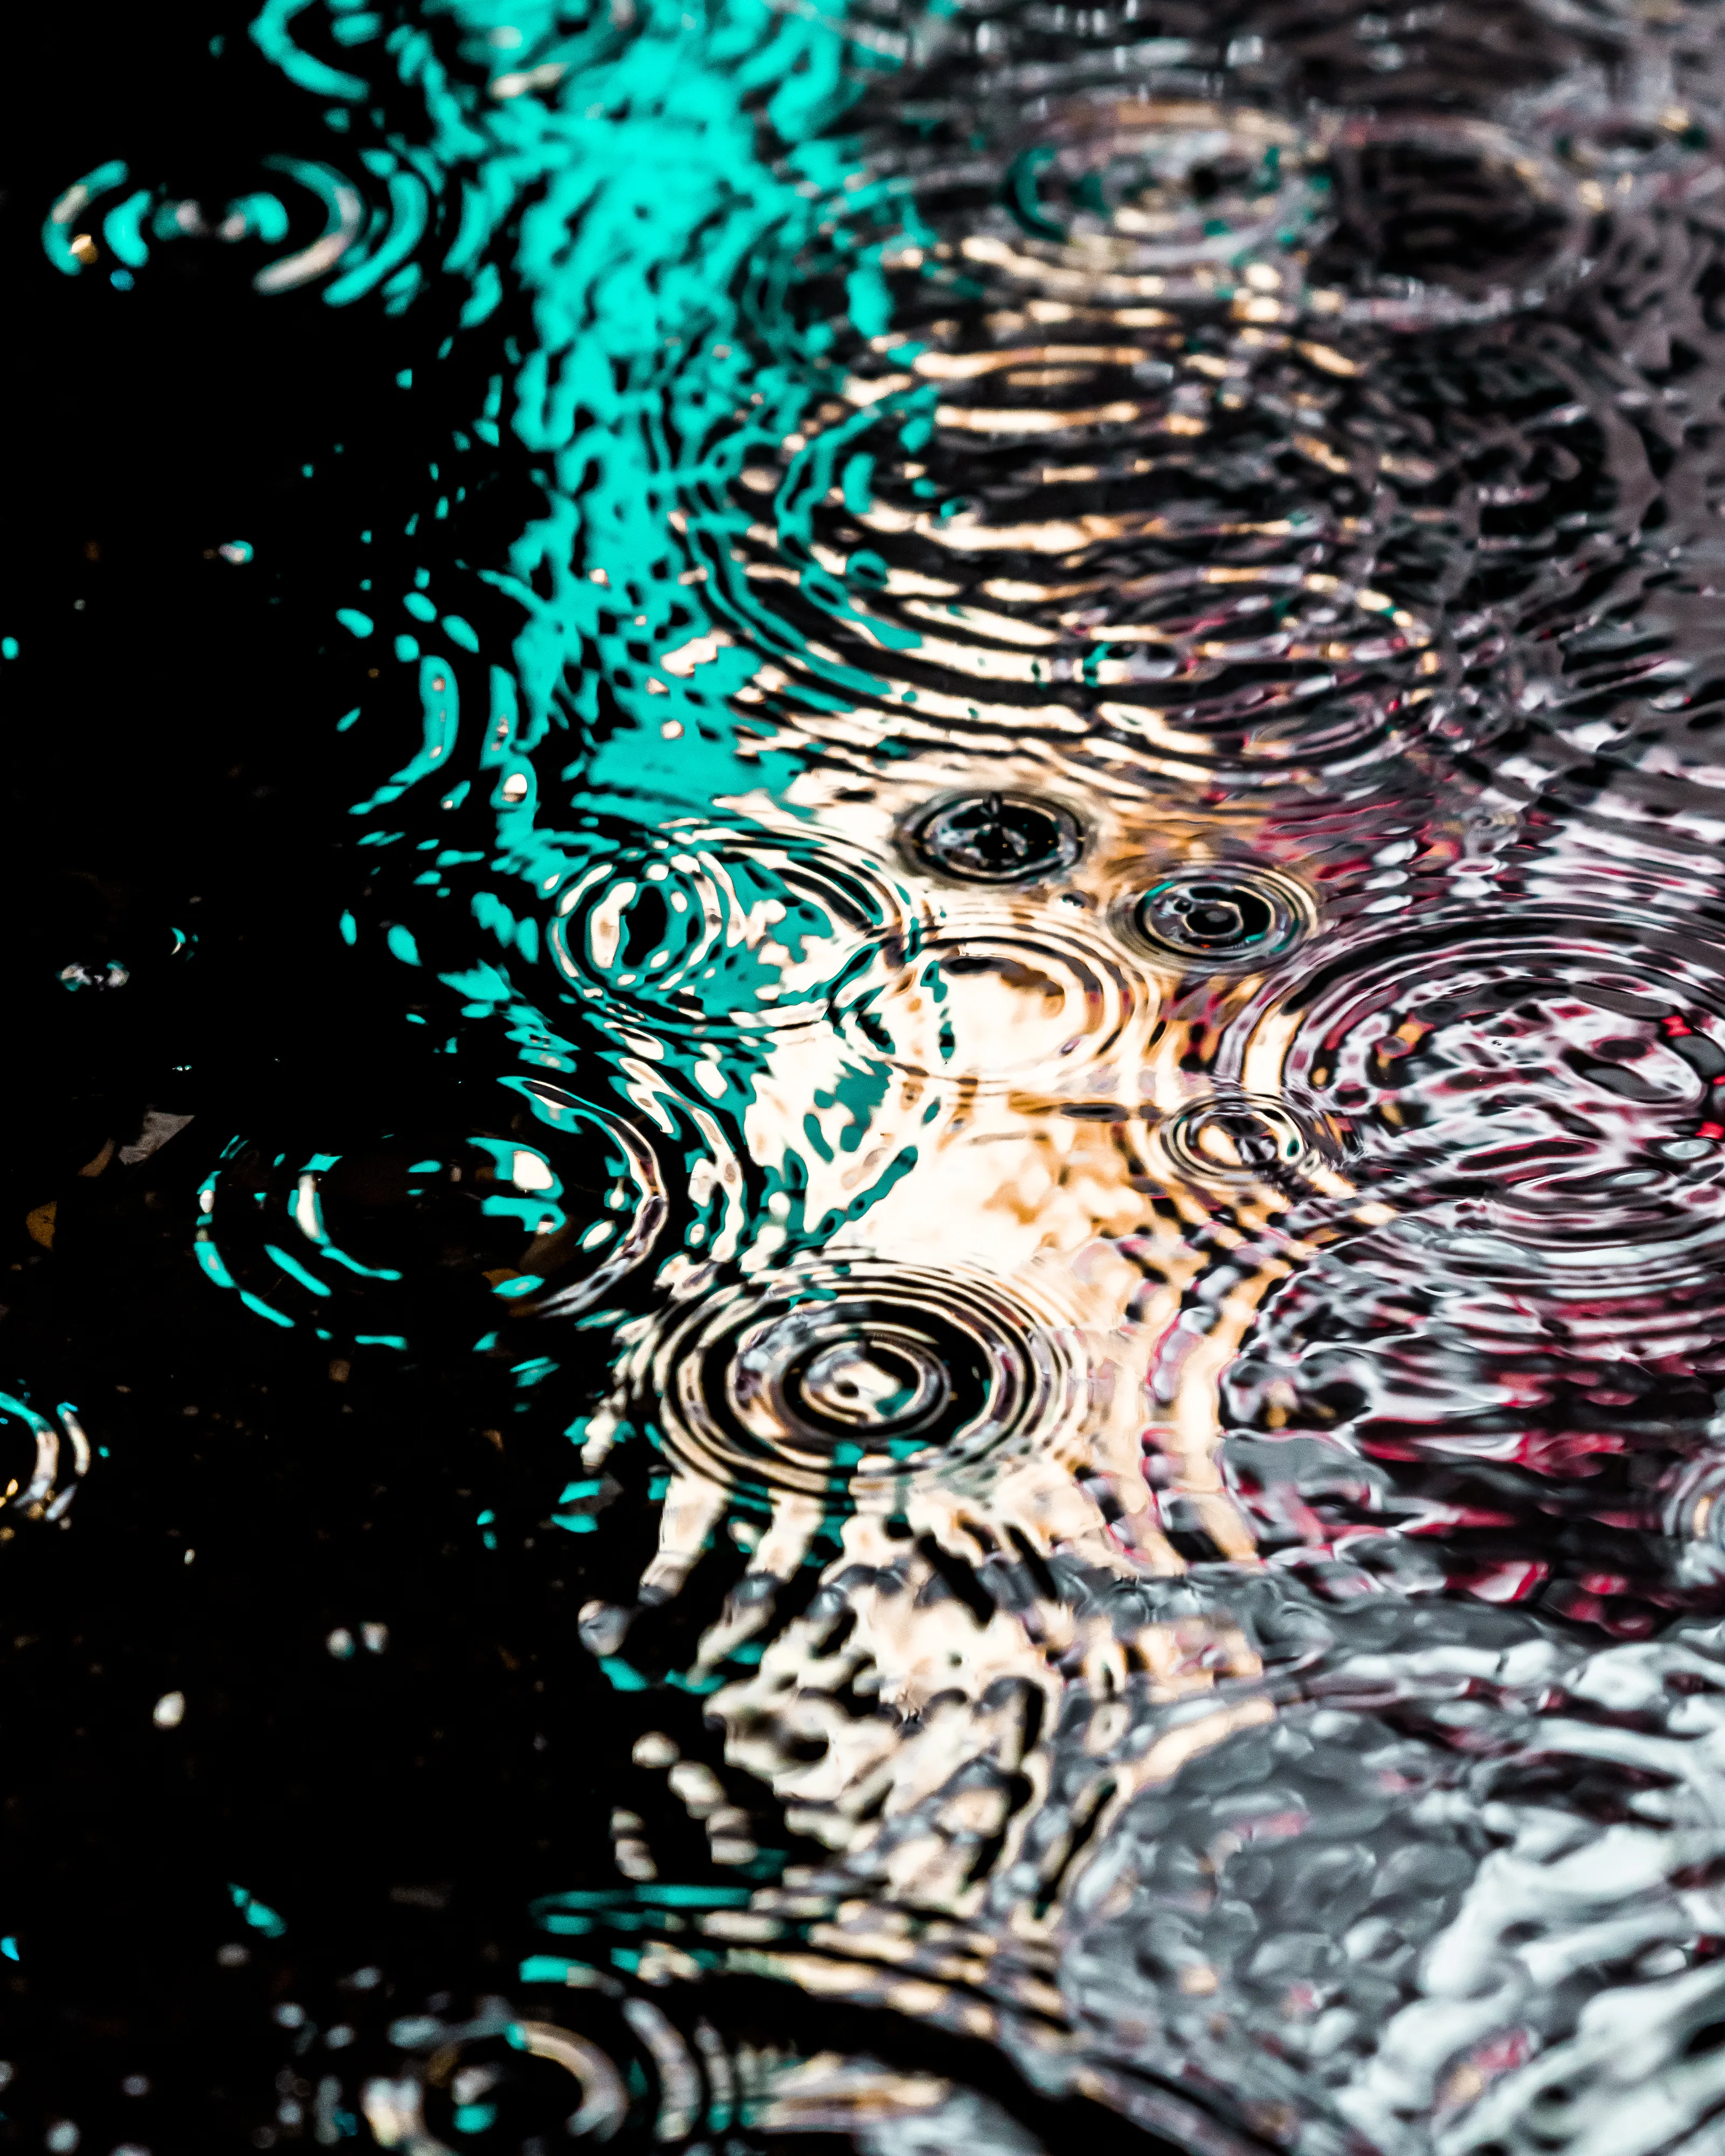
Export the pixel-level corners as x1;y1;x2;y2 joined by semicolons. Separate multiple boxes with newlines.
17;0;1725;2150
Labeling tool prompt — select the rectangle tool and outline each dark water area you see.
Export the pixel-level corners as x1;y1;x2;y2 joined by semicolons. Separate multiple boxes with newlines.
13;2;1725;2152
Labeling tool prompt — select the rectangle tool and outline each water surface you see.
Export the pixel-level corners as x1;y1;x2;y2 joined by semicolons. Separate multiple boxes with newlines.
9;2;1725;2152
